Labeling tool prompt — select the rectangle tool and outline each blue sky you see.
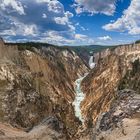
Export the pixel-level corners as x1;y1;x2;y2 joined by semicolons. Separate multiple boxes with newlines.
0;0;140;46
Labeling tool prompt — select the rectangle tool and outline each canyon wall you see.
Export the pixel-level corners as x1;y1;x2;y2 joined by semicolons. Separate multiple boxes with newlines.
0;37;140;139
81;43;140;126
0;39;89;139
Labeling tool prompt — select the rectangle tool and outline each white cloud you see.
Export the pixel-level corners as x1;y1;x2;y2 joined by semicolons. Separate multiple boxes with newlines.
7;21;38;36
0;0;75;41
36;0;64;14
80;26;87;31
36;0;50;2
0;30;16;36
75;34;88;40
47;0;63;13
98;35;112;41
54;17;68;25
65;11;74;18
0;0;25;15
42;13;47;18
0;0;94;45
75;34;94;44
37;31;94;45
54;11;73;26
23;24;37;36
75;23;88;31
73;0;118;16
103;0;140;35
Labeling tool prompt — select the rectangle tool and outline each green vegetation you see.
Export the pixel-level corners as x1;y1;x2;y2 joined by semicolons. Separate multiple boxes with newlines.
6;42;118;54
0;80;9;121
119;59;140;94
62;45;118;64
68;45;117;55
57;61;66;72
6;42;56;51
6;42;119;66
135;40;140;44
6;42;72;52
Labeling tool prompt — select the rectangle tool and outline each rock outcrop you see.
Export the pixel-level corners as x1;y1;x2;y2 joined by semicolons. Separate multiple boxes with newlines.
81;43;140;124
0;117;66;140
0;37;140;140
81;44;140;140
119;59;140;93
97;89;140;140
0;38;89;139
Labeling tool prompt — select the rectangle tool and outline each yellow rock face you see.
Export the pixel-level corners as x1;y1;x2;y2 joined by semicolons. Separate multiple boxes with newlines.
81;43;140;126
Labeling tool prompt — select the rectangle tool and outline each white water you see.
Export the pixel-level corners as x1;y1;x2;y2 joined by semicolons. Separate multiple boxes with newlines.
89;56;96;69
72;74;87;122
73;55;96;123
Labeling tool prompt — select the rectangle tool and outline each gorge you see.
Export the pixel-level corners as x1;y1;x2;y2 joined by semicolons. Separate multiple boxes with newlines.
73;54;96;123
0;38;140;140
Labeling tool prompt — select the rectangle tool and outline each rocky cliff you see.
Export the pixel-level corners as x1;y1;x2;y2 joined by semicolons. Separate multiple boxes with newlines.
0;37;140;140
81;43;140;139
0;38;89;139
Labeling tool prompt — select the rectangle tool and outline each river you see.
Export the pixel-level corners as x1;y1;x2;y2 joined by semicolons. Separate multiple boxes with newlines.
73;56;96;123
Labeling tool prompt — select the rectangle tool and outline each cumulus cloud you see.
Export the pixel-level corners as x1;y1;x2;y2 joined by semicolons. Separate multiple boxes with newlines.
103;0;140;35
1;0;74;32
54;11;73;25
0;0;74;42
42;13;47;18
32;31;94;45
98;35;112;41
73;0;118;15
75;34;94;44
0;0;94;45
0;0;25;15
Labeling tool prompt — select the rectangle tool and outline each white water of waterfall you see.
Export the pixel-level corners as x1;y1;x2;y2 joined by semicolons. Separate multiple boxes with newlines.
89;56;96;69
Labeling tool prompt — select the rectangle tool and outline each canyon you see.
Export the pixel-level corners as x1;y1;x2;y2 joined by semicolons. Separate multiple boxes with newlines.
81;43;140;139
0;37;140;140
82;43;140;123
0;37;89;139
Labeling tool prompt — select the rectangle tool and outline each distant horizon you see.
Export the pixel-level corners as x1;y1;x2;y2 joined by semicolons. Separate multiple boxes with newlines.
3;37;137;47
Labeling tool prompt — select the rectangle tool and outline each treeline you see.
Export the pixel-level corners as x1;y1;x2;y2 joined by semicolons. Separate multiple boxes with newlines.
6;42;73;53
6;42;56;51
136;40;140;44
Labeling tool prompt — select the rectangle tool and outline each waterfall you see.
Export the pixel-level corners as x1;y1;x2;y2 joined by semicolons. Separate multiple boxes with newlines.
89;56;96;69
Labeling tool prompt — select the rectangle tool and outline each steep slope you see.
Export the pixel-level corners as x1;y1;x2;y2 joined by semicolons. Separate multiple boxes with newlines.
1;37;140;140
0;117;66;140
119;59;140;93
97;89;140;140
0;38;89;139
64;45;117;64
81;43;140;126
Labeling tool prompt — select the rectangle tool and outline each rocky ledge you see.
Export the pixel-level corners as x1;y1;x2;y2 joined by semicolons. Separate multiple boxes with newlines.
97;89;140;140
